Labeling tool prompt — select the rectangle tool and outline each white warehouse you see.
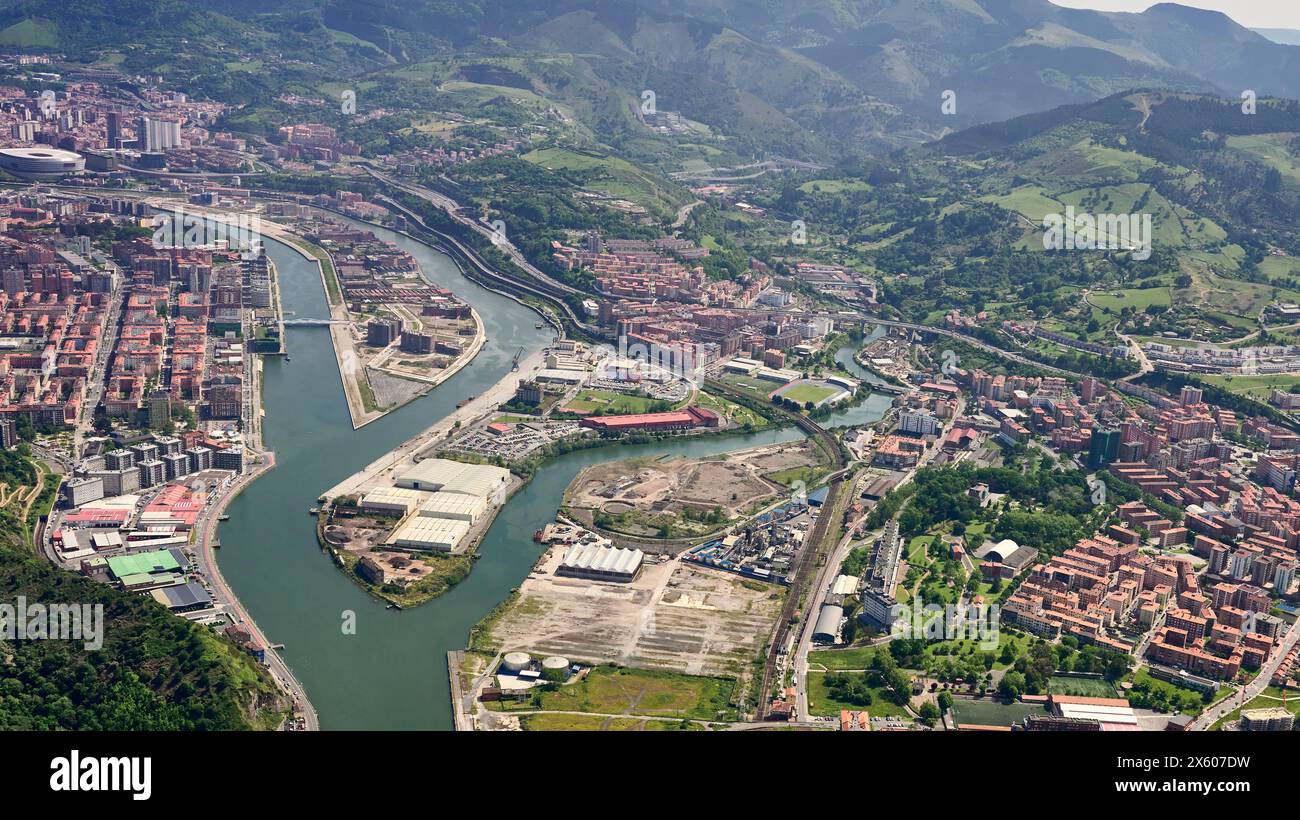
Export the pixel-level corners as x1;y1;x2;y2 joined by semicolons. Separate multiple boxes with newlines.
418;491;488;524
389;517;472;553
556;543;644;582
395;459;511;499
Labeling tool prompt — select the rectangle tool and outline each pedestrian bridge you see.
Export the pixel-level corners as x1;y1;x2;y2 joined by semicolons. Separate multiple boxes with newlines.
281;318;346;326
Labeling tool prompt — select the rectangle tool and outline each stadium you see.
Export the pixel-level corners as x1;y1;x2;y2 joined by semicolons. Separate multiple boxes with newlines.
0;147;85;178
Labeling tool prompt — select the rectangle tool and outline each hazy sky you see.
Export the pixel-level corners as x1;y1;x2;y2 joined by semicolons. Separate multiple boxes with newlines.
1050;1;1300;28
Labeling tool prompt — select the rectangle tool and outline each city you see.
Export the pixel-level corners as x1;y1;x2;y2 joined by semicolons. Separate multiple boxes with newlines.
1;0;1299;801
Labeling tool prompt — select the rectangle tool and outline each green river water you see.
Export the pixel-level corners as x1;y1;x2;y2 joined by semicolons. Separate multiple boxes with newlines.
215;220;888;729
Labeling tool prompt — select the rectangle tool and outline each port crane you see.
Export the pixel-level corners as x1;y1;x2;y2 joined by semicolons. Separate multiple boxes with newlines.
511;346;524;371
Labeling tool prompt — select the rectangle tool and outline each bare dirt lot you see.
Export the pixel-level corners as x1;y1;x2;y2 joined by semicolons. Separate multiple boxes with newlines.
478;546;785;679
565;440;820;519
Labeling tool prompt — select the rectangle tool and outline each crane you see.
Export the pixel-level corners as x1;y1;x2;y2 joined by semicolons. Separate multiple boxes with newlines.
511;346;524;371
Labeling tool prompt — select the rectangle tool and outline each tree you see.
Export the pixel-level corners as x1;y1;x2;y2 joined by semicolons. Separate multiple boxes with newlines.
92;407;113;436
918;700;941;727
937;690;954;713
998;671;1026;701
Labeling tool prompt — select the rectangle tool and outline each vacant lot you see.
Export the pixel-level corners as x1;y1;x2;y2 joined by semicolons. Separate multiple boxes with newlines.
537;665;736;721
477;549;784;682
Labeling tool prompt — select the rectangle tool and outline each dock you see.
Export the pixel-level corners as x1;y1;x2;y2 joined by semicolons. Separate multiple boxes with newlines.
447;650;472;731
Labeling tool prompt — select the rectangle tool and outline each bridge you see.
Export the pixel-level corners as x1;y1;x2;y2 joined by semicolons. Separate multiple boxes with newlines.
282;318;347;326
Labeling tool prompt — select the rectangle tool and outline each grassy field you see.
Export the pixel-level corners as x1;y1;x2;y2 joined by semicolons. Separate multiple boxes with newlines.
981;184;1063;222
1209;685;1300;730
778;382;841;405
523;146;685;216
1089;286;1171;314
809;632;1031;674
1227;134;1300;187
0;18;57;47
805;670;912;717
800;179;872;194
950;697;1045;727
520;713;703;730
696;390;770;429
562;389;660;414
1201;374;1300;401
764;464;830;493
1048;675;1118;697
535;665;738;721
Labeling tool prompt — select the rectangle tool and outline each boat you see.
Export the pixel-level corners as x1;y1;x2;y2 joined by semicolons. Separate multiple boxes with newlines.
212;541;222;549
535;322;544;329
218;514;230;521
308;507;319;515
285;356;291;363
457;394;477;408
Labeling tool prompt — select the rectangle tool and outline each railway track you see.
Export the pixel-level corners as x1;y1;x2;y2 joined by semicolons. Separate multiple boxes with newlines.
703;378;849;719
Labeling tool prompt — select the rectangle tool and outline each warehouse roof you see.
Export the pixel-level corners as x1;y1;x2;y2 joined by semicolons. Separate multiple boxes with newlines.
813;604;844;640
362;486;426;507
396;459;510;497
151;581;213;610
106;548;186;579
561;543;644;575
418;492;488;518
390;517;471;550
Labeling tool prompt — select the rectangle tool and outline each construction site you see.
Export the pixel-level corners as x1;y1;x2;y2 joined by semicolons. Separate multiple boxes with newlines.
562;439;826;538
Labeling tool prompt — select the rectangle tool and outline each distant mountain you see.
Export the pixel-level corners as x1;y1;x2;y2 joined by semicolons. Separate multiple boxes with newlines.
3;0;1300;155
638;0;1300;126
1255;28;1300;46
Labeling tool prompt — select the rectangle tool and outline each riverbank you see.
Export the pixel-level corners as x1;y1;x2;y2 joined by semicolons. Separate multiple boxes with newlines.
255;215;490;430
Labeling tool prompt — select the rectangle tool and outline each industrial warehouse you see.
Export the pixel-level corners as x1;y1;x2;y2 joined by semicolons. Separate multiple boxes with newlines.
556;542;645;582
351;459;512;554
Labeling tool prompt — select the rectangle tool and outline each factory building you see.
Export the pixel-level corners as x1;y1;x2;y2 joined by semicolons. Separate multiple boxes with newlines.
812;604;844;644
579;406;719;433
360;487;425;516
389;516;472;553
417;491;488;524
556;543;644;582
394;459;511;499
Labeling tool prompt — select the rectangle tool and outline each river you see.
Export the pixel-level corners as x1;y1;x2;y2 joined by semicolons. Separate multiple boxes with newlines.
216;220;886;729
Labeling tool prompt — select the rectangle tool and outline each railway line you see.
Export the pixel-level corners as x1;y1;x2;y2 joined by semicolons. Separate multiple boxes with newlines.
703;377;849;719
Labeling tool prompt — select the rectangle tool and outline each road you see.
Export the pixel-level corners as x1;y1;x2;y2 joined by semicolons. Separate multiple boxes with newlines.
787;395;960;722
697;378;851;720
192;454;319;731
1190;618;1299;730
319;348;549;502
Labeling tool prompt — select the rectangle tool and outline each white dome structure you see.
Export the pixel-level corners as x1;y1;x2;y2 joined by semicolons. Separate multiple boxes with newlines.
986;539;1020;563
0;147;85;178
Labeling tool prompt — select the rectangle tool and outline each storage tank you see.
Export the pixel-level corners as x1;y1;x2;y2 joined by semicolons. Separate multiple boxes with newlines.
501;651;531;673
541;656;570;682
